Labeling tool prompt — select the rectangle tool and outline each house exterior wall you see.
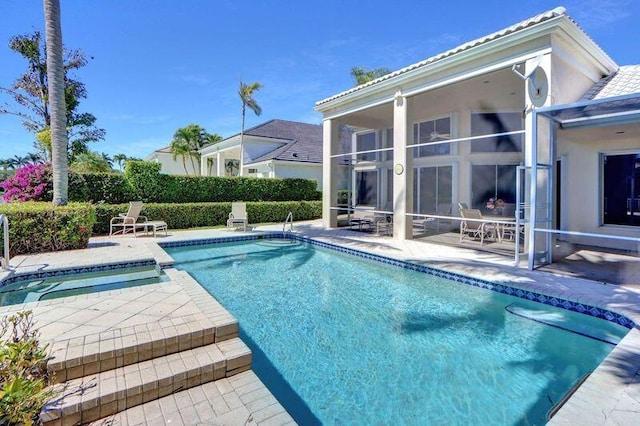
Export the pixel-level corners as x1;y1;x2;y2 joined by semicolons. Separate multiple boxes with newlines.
273;162;323;190
556;134;640;250
146;152;201;176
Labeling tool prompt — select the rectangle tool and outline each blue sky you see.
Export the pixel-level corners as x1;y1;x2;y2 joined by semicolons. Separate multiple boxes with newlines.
1;0;639;161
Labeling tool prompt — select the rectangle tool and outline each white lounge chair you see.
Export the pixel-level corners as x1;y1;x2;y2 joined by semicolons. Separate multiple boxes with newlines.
110;201;147;236
227;202;249;231
459;208;495;245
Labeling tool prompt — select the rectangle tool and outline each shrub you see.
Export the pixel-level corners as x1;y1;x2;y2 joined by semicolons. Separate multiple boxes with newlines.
0;311;58;425
69;173;132;204
1;164;52;203
93;201;322;234
124;161;165;202
0;202;96;255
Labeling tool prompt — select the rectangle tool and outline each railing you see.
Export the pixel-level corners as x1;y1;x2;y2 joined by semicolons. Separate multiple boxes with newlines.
283;211;294;235
0;214;8;271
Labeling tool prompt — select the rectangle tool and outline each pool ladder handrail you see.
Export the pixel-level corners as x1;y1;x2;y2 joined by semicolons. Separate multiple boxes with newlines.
0;214;8;271
283;211;294;236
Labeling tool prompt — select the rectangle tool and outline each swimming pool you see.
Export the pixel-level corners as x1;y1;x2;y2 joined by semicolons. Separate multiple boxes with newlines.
166;238;629;425
0;263;167;306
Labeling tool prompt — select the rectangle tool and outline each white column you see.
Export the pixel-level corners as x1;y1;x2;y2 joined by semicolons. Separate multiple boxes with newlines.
216;152;224;177
200;154;208;176
393;91;413;240
323;119;339;228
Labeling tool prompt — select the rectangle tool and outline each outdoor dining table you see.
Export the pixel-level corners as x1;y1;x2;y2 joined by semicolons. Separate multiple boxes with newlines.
490;217;518;242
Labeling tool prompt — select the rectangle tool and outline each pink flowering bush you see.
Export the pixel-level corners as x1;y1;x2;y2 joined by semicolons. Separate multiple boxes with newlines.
1;163;52;203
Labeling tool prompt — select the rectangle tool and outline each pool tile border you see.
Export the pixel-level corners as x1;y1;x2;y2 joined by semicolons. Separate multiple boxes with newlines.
0;259;157;287
159;233;635;330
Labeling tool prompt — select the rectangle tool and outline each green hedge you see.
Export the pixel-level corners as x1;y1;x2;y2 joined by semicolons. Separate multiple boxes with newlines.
0;202;96;255
63;161;321;204
94;201;322;234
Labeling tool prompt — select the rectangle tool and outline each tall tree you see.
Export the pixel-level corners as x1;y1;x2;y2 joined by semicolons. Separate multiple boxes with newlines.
238;81;262;177
0;31;105;160
44;0;68;205
350;66;391;86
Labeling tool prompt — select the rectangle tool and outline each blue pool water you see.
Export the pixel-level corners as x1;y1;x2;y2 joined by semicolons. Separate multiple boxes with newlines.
0;266;167;306
166;239;628;425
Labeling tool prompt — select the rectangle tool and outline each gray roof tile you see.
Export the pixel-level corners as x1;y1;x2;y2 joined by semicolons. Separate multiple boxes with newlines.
582;65;640;100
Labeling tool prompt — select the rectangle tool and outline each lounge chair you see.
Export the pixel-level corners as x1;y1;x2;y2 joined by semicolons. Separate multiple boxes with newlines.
110;201;147;236
227;202;249;231
413;203;452;232
459;208;495;245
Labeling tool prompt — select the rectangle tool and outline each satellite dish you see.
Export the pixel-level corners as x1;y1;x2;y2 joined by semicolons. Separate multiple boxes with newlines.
528;66;549;107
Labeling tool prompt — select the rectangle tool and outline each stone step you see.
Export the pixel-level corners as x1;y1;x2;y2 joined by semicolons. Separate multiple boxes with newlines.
90;371;296;426
47;314;238;384
42;337;251;426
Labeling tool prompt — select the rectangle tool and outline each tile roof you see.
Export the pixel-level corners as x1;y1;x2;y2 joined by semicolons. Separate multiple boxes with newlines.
243;119;324;164
316;7;593;106
581;65;640;100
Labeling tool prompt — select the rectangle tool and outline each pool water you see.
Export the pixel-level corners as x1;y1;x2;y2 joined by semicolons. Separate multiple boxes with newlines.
0;266;167;306
167;239;628;425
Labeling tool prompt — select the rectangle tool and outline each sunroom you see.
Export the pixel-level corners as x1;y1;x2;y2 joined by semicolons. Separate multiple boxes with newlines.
316;7;624;268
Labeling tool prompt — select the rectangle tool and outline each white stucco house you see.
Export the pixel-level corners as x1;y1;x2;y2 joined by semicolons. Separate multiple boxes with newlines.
199;119;342;190
316;7;640;269
145;146;201;176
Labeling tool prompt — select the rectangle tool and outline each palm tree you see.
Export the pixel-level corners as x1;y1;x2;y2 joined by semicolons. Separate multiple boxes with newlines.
350;66;392;86
69;151;112;173
43;0;68;205
113;153;128;171
238;81;263;177
25;152;44;164
169;138;191;175
170;124;208;175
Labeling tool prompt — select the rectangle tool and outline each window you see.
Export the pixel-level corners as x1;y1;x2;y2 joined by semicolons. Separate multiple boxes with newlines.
356;132;376;161
471;112;523;152
413;166;452;214
471;164;517;211
603;153;640;226
413;117;451;157
356;171;378;206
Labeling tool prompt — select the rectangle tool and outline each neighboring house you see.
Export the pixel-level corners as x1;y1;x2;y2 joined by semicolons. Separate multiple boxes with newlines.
199;119;348;190
316;6;640;269
145;146;201;176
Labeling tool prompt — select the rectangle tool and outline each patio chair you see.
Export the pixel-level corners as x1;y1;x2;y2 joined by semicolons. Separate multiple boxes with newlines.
459;208;495;245
227;202;249;231
109;201;147;236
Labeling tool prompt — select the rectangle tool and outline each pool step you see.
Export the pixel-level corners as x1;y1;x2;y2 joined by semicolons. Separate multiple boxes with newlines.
47;316;239;384
41;337;251;426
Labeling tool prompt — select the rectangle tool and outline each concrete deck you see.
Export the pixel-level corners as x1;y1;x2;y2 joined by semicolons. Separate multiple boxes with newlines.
1;221;639;424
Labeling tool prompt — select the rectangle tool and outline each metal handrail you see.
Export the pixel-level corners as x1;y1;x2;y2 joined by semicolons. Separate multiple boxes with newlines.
283;212;294;235
0;214;8;271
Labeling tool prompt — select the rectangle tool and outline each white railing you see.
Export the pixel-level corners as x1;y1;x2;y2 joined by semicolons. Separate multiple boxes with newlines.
283;212;294;235
0;214;8;271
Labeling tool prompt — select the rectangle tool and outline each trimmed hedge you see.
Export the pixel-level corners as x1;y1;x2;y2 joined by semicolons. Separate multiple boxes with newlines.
0;202;96;255
94;201;322;235
65;161;321;204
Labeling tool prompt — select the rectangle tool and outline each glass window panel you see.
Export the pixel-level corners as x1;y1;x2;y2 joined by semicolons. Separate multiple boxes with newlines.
384;128;394;162
386;169;393;210
413;118;451;157
356;171;377;206
471;165;497;210
438;166;453;206
603;153;640;226
356;132;376;161
419;167;437;213
471;113;523;152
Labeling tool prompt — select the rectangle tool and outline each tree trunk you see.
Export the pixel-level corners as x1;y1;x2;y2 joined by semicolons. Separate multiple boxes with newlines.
239;105;245;177
43;0;68;206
